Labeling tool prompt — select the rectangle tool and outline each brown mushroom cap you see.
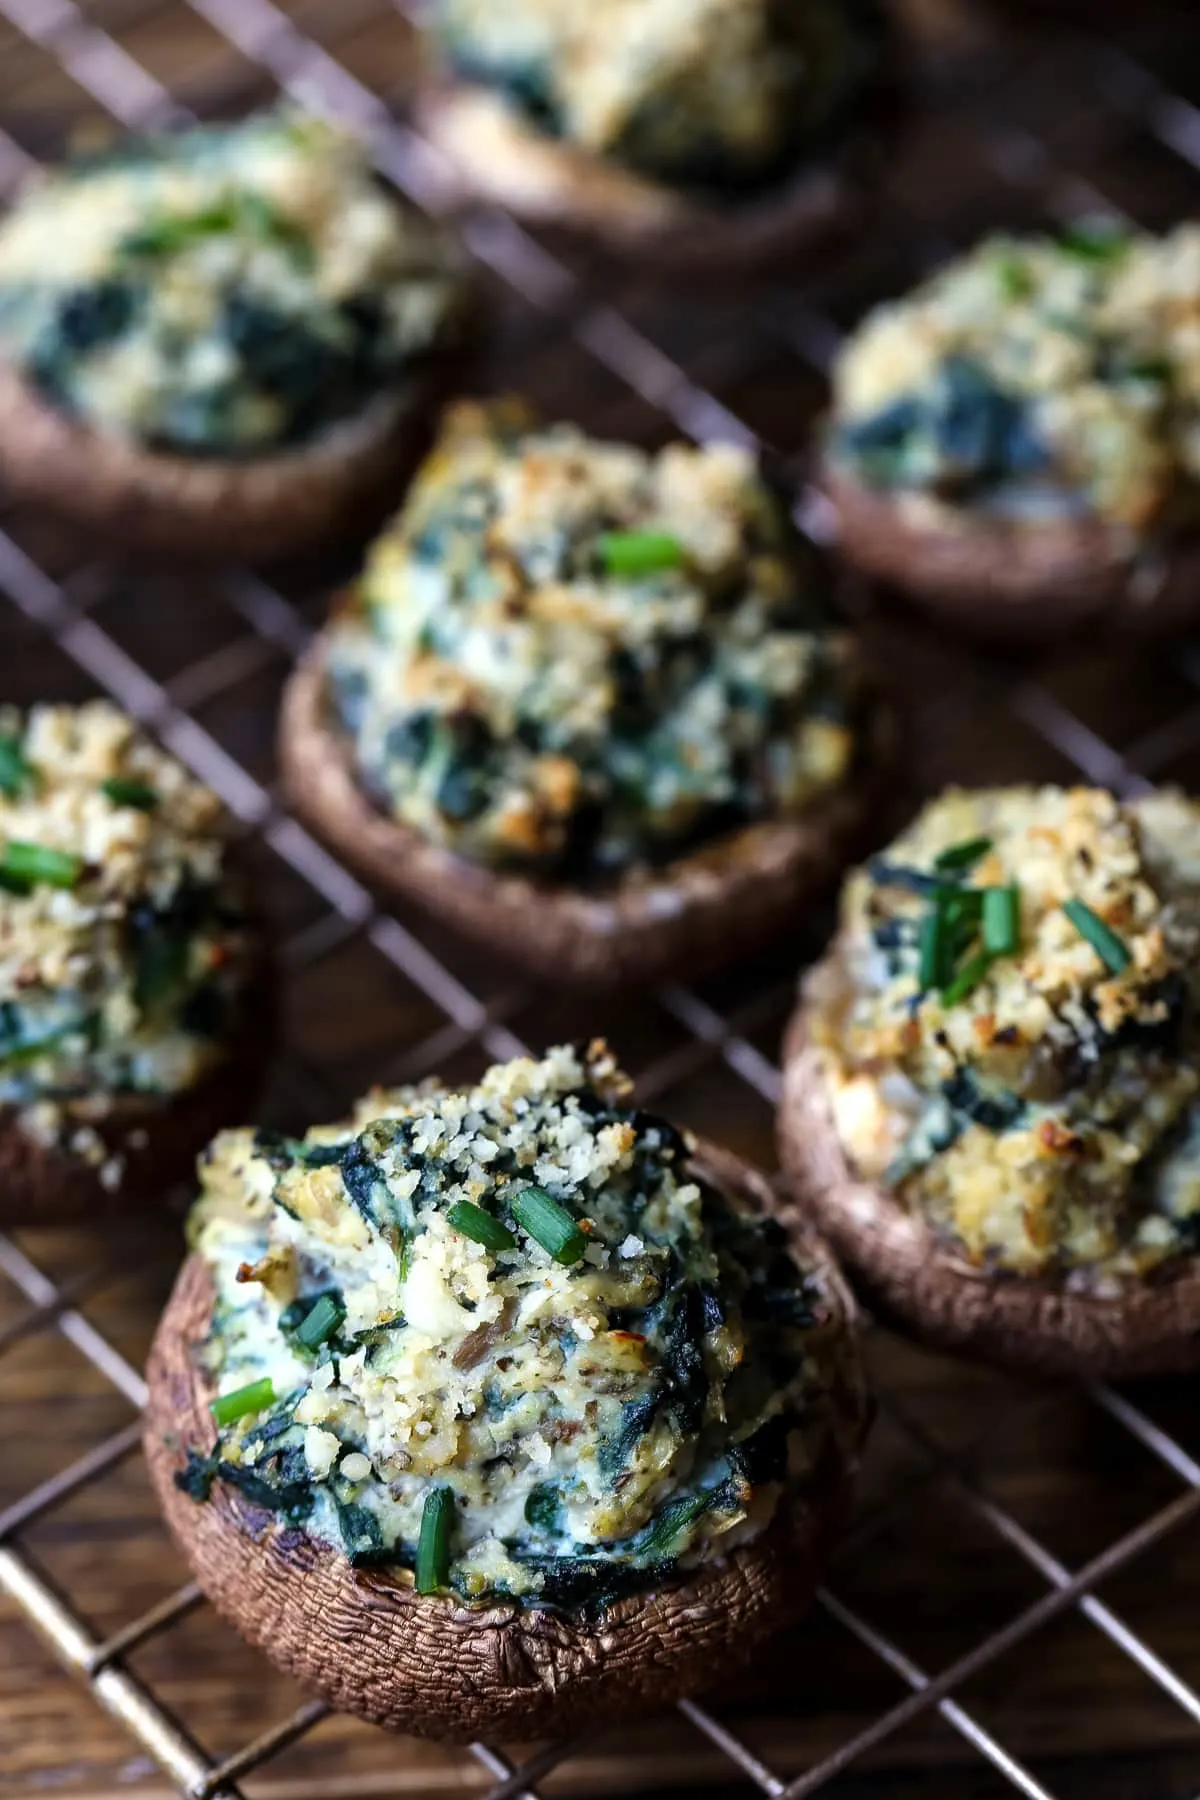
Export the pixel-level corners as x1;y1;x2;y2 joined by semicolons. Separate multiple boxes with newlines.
0;956;274;1228
143;1142;868;1741
417;82;883;271
823;462;1200;643
278;632;895;988
0;359;459;563
777;1004;1200;1377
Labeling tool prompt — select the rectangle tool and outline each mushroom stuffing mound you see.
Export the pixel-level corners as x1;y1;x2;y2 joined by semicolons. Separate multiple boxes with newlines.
280;399;886;985
0;110;467;557
779;784;1200;1374
418;0;892;265
144;1042;867;1739
0;702;268;1223
823;223;1200;637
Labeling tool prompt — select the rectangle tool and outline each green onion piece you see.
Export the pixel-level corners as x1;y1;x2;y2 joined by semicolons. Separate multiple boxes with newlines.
1062;898;1131;974
940;951;994;1009
996;255;1033;301
982;884;1020;956
447;1199;516;1255
1;840;82;890
295;1293;345;1351
1059;219;1131;263
934;836;993;873
918;909;944;992
102;776;159;812
600;530;683;578
415;1484;454;1594
510;1184;587;1265
0;734;30;799
210;1376;275;1428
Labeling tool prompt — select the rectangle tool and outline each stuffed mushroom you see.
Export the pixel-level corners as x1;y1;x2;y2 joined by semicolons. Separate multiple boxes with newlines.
0;110;468;558
279;398;888;986
418;0;893;266
0;702;269;1224
145;1040;867;1739
779;784;1200;1374
823;223;1200;637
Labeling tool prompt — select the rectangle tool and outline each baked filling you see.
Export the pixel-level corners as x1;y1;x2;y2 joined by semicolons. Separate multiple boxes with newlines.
177;1042;857;1611
430;0;887;198
0;703;254;1175
0;110;461;456
807;785;1200;1287
325;399;864;878
828;225;1200;543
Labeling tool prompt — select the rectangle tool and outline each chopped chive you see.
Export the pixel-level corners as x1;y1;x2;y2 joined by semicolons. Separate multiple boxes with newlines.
600;530;683;578
447;1199;516;1255
996;255;1033;301
102;776;159;812
940;951;994;1008
982;884;1020;956
295;1292;345;1351
1059;219;1130;263
1062;898;1131;974
918;909;944;992
934;836;993;874
1;841;82;890
210;1376;275;1428
415;1484;454;1594
0;734;30;799
510;1184;587;1266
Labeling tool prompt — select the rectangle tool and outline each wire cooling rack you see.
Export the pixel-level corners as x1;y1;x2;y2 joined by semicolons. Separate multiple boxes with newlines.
3;1;1200;1796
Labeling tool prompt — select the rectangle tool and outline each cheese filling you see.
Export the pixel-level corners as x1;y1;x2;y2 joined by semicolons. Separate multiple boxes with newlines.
325;399;863;876
829;225;1200;538
432;0;887;194
0;702;254;1126
0;110;462;455
808;786;1200;1283
180;1042;856;1611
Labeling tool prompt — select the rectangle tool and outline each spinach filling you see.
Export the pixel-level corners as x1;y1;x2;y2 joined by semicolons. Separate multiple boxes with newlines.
834;355;1053;506
183;1064;842;1614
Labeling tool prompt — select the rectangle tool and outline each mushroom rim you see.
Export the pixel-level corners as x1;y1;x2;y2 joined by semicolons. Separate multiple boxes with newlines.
143;1141;870;1740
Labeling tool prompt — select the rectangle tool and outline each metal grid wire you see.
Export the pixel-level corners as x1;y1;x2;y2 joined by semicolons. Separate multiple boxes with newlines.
3;1;1200;1796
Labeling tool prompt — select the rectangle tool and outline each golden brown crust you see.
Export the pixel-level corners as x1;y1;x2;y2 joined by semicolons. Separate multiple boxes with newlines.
277;633;895;988
777;1003;1200;1376
823;462;1200;641
0;361;454;563
417;83;873;271
142;1143;867;1742
0;957;274;1228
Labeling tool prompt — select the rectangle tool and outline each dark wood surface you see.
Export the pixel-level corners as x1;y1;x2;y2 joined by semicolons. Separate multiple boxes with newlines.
3;2;1200;1797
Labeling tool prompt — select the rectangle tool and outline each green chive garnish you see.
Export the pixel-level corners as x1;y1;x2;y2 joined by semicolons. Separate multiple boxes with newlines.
1062;898;1131;974
600;530;683;578
0;734;30;799
1;841;82;890
940;951;994;1008
210;1376;275;1428
415;1484;454;1594
102;776;159;812
510;1185;587;1266
295;1293;345;1351
1059;220;1130;263
918;909;944;992
447;1200;516;1255
983;885;1020;956
934;837;993;874
996;255;1033;301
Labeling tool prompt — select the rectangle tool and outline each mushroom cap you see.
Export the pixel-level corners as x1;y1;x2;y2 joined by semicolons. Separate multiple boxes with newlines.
777;1004;1200;1377
822;461;1200;642
0;955;274;1227
0;359;460;563
278;633;895;988
143;1142;868;1742
417;81;886;271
